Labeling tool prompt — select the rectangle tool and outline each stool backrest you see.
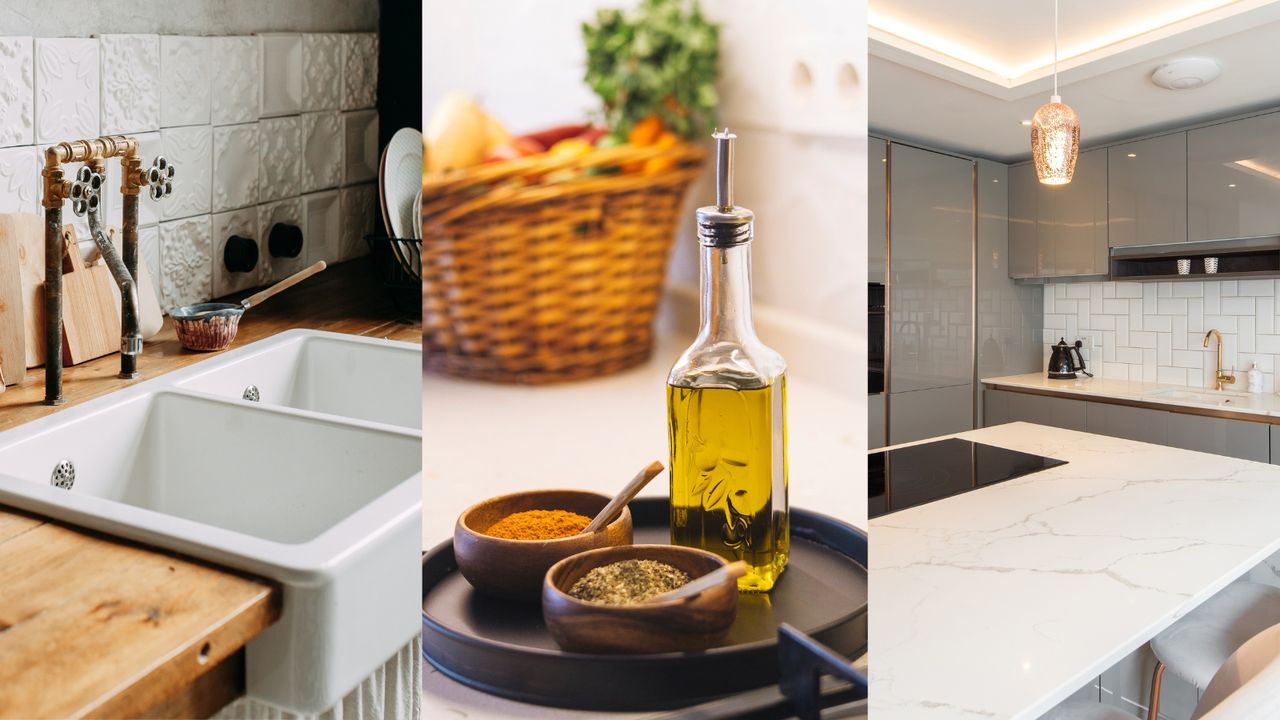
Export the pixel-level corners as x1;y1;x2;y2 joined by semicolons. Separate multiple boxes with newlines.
1193;622;1280;720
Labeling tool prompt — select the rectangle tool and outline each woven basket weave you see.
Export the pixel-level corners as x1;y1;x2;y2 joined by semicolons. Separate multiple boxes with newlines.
422;142;705;384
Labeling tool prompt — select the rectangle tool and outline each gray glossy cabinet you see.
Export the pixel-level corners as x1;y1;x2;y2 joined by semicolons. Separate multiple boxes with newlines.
1189;111;1280;242
1085;403;1168;445
984;389;1086;431
868;392;886;450
869;137;887;284
888;143;974;394
890;384;973;446
1108;133;1187;247
1037;147;1108;277
1167;413;1269;463
1008;163;1038;278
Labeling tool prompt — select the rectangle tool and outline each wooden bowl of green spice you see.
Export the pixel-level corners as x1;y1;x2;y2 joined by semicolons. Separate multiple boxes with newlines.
542;544;738;654
454;488;633;602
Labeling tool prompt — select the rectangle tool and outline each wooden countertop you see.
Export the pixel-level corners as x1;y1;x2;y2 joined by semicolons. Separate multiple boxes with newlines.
0;260;421;718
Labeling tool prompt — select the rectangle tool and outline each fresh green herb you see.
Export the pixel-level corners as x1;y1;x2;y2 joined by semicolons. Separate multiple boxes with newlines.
582;0;720;139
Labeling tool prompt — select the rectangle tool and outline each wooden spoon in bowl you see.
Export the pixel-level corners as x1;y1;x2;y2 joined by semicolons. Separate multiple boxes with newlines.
646;561;748;604
581;460;664;534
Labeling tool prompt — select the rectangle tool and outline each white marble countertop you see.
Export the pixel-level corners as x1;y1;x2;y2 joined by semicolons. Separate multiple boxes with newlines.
870;422;1280;719
421;335;861;718
984;372;1280;419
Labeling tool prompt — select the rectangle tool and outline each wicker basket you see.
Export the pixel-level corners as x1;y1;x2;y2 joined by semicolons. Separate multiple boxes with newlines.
422;142;706;384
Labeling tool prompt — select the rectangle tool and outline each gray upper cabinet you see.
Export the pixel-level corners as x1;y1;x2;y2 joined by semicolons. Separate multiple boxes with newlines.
869;137;887;284
1188;111;1280;242
1008;162;1038;278
1037;147;1108;277
1109;133;1187;247
888;143;974;394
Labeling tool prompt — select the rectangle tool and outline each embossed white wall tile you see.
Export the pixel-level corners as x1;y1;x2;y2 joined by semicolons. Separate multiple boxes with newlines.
302;33;341;112
341;109;377;185
301;111;341;192
0;146;40;214
34;37;100;144
258;197;305;283
303;190;340;266
341;33;377;111
339;183;376;260
159;214;212;307
212;207;260;297
159;125;212;220
106;131;161;229
258;115;301;202
160;36;211;128
0;37;34;147
211;36;259;126
99;34;159;135
212;123;260;211
139;224;160;289
260;33;302;118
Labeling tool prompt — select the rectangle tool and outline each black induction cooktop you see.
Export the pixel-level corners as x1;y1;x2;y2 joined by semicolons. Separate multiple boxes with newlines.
868;438;1066;519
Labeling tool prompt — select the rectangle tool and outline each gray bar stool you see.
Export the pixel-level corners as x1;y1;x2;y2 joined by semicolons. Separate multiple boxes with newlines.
1043;621;1280;720
1148;580;1280;719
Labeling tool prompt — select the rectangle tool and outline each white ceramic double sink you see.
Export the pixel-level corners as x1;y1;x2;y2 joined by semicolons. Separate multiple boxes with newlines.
0;329;422;713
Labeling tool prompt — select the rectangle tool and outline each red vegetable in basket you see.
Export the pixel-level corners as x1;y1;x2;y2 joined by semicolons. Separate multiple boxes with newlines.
514;123;591;151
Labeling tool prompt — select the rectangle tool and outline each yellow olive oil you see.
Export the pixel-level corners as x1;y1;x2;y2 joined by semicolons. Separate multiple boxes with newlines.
667;379;788;591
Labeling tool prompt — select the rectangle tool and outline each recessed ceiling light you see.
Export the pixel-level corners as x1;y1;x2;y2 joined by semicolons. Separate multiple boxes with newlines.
993;178;1000;183
1020;120;1032;126
1229;183;1237;188
1151;58;1221;90
1127;153;1137;158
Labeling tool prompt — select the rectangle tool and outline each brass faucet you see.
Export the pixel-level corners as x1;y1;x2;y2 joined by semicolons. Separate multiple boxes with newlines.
1203;329;1236;391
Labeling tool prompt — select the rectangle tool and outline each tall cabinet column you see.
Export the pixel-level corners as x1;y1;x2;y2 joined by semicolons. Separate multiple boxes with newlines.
887;144;975;445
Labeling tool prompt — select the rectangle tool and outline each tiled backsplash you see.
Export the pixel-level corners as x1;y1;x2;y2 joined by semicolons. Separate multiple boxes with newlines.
0;32;379;309
1043;279;1280;391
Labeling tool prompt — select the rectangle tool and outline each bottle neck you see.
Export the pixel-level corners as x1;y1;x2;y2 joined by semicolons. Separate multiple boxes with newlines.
699;242;756;342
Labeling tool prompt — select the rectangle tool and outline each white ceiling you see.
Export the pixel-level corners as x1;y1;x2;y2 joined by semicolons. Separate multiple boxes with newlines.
869;0;1280;161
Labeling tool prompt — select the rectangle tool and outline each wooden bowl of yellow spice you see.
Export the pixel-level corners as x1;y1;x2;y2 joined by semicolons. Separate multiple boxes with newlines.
454;489;633;601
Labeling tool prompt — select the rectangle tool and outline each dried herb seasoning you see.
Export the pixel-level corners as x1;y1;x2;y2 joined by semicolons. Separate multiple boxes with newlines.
568;559;691;605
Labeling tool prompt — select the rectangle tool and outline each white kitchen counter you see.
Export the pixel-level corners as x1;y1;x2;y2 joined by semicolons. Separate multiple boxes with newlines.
870;422;1280;719
421;335;861;718
984;372;1280;419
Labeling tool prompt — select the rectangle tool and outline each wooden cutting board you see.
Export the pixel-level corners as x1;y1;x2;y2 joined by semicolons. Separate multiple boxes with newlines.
60;228;120;366
104;228;163;339
1;212;47;368
0;215;28;384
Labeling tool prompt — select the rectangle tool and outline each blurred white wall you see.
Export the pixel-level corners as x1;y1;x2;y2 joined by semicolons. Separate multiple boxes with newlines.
424;0;867;392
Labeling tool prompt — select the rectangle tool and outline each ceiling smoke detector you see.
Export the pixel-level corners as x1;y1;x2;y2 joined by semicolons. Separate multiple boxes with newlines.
1151;58;1221;90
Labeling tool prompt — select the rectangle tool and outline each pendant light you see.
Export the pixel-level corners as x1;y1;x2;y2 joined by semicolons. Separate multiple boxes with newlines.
1031;0;1080;185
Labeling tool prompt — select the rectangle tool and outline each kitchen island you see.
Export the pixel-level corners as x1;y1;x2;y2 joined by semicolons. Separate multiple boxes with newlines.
871;422;1280;719
0;261;420;718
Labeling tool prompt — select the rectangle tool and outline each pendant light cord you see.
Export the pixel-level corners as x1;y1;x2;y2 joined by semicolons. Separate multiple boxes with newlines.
1053;0;1059;96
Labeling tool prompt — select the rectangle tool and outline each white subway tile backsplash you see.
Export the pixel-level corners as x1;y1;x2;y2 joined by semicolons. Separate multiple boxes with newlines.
0;37;34;147
0;146;40;214
1046;278;1280;391
34;37;99;143
160;36;211;128
100;34;160;135
211;36;259;125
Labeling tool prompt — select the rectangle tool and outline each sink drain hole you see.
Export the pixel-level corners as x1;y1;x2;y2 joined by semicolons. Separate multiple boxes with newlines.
242;385;260;402
50;460;75;489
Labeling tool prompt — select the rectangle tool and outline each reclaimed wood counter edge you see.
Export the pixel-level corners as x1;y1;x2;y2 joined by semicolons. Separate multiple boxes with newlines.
0;260;422;718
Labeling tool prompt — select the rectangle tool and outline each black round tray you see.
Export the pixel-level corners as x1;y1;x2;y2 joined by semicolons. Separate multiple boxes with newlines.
421;497;868;712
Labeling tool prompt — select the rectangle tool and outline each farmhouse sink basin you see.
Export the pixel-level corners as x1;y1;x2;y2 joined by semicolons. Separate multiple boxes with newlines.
175;330;422;429
0;330;421;713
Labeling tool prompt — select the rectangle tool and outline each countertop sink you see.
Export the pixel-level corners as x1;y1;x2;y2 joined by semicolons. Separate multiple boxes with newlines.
1144;387;1252;406
0;330;421;713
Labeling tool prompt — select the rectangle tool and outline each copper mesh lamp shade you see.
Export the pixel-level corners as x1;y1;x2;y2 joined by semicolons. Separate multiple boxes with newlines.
1031;94;1080;185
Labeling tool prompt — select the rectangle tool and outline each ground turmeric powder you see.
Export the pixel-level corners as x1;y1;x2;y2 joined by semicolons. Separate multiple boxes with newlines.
484;509;591;540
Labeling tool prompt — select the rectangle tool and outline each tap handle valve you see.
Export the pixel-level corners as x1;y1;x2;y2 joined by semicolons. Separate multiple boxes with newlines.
146;155;176;201
69;165;104;217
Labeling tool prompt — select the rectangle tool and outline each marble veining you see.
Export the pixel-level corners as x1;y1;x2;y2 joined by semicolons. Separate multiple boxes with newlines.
871;422;1280;719
100;34;160;135
0;37;34;147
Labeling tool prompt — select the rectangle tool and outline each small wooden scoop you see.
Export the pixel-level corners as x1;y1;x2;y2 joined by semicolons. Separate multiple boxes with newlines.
581;460;664;534
647;561;749;604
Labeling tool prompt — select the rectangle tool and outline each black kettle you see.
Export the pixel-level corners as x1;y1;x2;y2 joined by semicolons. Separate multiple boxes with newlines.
1048;338;1092;379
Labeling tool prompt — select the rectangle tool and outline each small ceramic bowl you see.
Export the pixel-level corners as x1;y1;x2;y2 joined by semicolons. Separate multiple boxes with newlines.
542;544;738;654
453;489;632;602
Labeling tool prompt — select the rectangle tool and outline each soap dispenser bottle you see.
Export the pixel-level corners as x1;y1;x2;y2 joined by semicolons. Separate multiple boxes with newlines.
1248;362;1262;393
666;129;788;592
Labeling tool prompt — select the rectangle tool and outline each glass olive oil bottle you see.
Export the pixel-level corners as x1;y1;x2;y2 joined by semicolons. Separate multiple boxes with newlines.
667;129;788;592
